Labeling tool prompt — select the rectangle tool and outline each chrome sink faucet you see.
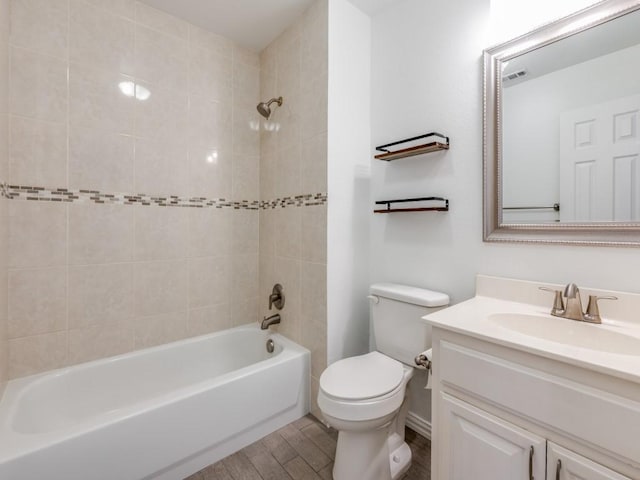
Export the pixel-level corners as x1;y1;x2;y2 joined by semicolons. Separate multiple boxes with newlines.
540;283;617;324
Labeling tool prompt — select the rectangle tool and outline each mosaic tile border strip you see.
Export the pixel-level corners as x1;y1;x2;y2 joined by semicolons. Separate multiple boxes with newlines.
0;183;327;210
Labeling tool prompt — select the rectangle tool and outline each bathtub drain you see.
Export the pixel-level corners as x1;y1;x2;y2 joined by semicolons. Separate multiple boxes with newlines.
266;339;275;353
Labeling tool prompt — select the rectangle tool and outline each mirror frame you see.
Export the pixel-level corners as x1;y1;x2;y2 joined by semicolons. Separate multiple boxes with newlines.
483;0;640;247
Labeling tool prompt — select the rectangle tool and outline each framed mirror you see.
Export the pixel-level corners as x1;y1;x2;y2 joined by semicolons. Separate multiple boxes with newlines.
483;0;640;246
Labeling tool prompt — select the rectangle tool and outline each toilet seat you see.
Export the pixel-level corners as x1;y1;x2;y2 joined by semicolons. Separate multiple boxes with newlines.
318;352;412;422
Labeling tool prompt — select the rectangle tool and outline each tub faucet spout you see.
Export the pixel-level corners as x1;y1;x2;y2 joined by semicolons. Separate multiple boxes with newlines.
261;313;281;330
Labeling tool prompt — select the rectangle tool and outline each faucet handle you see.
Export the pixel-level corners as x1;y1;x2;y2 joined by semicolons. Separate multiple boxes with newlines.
584;295;617;324
269;284;285;310
539;287;565;316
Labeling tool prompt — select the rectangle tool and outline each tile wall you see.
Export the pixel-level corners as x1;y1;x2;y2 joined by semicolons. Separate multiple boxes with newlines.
0;0;9;393
5;0;262;378
259;0;328;417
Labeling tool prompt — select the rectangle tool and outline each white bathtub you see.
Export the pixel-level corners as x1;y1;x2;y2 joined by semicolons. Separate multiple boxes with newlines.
0;324;310;480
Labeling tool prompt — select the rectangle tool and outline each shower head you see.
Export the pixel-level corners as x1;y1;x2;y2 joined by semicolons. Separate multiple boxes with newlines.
257;96;283;119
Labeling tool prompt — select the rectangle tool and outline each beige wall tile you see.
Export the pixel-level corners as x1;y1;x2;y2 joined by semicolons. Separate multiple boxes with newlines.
136;25;188;92
68;263;134;329
134;311;188;349
134;82;188;141
300;0;328;83
301;315;326;379
188;208;231;258
188;25;232;58
301;261;327;327
277;33;301;101
188;98;232;150
8;267;67;338
188;303;230;337
0;0;8;393
135;2;188;40
258;209;276;258
134;206;188;261
68;322;134;364
134;260;188;317
276;144;302;197
232;209;259;255
135;137;189;196
10;116;67;186
300;70;327;141
188;256;229;308
69;0;134;74
83;0;135;19
301;205;327;264
9;201;67;268
9;331;67;378
188;144;232;199
232;154;260;201
69;203;134;265
233;45;259;69
275;96;301;152
310;375;321;419
233;62;260;102
301;132;327;194
232;101;260;157
68;64;135;134
271;257;301;343
68;127;134;192
231;296;259;327
232;254;259;303
10;0;68;59
10;47;68;122
275;207;302;260
189;46;232;103
259;148;277;201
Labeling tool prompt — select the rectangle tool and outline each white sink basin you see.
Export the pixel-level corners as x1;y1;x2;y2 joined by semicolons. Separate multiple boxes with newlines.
488;313;640;355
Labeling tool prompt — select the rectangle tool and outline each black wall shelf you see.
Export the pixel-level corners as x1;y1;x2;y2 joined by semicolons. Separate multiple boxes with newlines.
374;197;449;213
375;132;450;161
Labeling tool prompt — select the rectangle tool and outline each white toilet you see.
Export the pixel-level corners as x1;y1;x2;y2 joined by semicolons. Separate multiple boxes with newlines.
318;283;449;480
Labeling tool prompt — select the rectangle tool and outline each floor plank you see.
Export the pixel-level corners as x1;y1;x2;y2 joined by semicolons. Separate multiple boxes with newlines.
183;416;431;480
221;451;263;480
278;424;332;472
283;456;323;480
300;423;337;460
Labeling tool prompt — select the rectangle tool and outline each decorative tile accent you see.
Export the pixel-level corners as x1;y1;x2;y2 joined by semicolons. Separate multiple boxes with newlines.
0;182;327;210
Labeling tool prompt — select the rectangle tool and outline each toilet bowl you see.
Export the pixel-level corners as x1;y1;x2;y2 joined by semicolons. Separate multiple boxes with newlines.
318;283;449;480
318;352;414;479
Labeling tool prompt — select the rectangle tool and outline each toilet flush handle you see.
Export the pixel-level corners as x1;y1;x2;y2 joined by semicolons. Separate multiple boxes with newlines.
367;295;380;304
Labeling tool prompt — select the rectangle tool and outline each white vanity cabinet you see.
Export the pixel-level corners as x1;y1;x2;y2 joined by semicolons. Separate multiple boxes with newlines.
439;393;546;479
429;329;640;480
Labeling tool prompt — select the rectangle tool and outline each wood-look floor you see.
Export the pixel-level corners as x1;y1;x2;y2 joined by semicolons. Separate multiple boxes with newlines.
184;415;431;480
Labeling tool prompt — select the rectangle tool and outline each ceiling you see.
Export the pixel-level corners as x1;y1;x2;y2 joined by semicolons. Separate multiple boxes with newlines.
139;0;316;52
140;0;401;52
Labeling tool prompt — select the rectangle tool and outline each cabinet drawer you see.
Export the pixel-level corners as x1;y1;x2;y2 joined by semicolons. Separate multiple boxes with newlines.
439;341;640;464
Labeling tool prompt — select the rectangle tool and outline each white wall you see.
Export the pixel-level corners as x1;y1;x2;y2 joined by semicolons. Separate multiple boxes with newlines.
327;0;371;365
370;0;640;424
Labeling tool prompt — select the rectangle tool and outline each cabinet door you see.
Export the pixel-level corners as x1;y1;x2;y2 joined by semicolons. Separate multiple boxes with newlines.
547;443;632;480
439;393;546;480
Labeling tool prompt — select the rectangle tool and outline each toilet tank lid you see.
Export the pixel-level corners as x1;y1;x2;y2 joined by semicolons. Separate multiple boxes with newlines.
370;283;449;307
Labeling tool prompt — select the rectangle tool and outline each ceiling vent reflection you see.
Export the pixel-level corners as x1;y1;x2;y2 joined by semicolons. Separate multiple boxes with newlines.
118;81;151;101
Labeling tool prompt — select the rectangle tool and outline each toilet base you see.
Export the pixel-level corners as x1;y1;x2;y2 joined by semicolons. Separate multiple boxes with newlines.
331;421;413;480
389;441;412;479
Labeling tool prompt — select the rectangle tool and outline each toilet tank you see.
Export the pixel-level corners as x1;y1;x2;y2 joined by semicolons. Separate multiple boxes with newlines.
370;283;449;366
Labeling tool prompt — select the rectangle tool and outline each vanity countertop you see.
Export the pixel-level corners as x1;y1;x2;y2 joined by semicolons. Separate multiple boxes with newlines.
424;275;640;384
